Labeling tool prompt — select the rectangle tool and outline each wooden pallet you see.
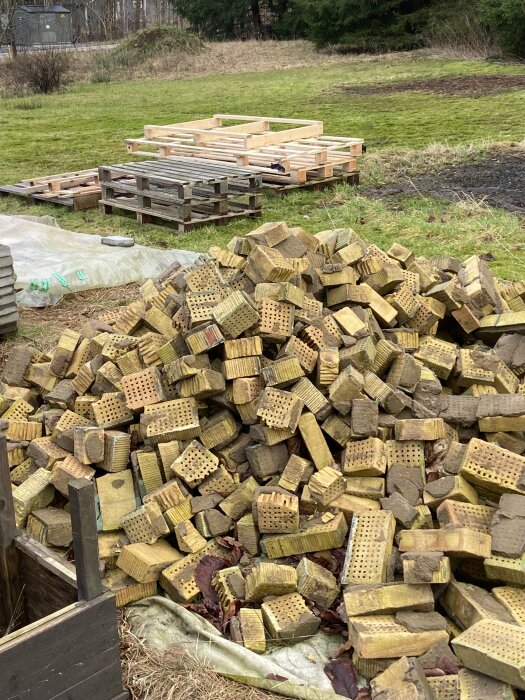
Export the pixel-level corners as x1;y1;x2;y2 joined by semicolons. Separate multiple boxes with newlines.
99;158;263;232
124;113;364;186
0;169;101;211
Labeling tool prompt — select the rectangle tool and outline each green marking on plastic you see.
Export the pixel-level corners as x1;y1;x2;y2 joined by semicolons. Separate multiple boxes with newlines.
76;270;86;281
53;273;69;288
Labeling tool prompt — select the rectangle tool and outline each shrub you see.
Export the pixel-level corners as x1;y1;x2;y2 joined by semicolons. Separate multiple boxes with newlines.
4;49;69;95
111;25;203;64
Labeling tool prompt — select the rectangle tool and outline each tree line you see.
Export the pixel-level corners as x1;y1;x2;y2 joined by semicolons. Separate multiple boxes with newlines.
170;0;525;57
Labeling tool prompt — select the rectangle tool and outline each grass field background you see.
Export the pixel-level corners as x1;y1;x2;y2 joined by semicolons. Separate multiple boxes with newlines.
1;47;524;279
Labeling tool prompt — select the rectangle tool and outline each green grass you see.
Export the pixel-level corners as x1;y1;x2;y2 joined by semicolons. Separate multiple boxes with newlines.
1;51;525;278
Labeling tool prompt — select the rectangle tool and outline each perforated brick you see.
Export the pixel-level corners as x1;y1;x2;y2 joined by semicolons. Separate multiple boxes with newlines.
257;491;299;533
256;387;304;431
343;437;387;477
121;367;165;410
143;398;200;443
341;511;395;585
460;438;525;495
172;440;219;488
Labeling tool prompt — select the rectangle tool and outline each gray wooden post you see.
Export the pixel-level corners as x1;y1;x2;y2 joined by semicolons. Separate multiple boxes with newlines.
0;435;24;629
68;478;103;602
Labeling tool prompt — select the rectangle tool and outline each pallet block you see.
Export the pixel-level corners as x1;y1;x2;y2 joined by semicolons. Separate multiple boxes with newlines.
348;615;449;659
398;528;492;558
244;562;297;602
452;620;525;690
278;454;313;493
262;511;348;558
117;540;182;583
341;511;395;585
328;365;364;415
344;582;434;617
459;438;525;495
165;355;209;384
235;513;260;556
261;592;320;642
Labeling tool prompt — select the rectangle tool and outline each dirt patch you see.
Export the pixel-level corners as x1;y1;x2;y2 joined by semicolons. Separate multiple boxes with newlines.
363;152;525;214
340;74;525;98
0;283;139;370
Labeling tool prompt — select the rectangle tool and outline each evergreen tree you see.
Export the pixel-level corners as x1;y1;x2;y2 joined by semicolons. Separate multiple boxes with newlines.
295;0;434;51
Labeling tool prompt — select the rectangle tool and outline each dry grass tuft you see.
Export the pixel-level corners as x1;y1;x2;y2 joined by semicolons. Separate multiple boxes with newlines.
120;619;279;700
69;40;423;84
361;139;525;187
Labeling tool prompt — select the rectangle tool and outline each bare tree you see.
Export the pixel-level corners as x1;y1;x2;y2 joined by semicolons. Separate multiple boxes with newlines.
0;0;19;56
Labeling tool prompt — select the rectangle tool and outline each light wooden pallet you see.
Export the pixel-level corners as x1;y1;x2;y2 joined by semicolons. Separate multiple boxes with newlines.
0;169;101;211
99;158;263;232
124;113;364;186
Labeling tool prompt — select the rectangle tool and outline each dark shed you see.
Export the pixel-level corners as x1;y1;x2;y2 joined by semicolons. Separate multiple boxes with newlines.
14;5;72;46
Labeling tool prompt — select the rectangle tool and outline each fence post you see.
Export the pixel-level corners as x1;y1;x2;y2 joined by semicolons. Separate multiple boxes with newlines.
68;478;103;602
0;435;24;630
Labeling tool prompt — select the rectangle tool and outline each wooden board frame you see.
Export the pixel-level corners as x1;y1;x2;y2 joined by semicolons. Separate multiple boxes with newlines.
0;436;128;700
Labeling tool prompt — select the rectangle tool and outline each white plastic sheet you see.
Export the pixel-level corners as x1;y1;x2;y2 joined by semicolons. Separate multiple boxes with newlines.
0;214;199;307
127;597;352;700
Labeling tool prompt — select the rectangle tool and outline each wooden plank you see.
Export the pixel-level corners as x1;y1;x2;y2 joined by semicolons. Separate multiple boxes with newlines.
69;479;103;602
0;593;124;700
18;551;77;622
0;434;24;631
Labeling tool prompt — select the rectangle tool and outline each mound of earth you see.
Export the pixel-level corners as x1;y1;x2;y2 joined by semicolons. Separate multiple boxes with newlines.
340;74;525;98
364;152;525;214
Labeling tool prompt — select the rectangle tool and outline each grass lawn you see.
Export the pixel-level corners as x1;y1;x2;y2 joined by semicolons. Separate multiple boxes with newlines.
1;48;525;279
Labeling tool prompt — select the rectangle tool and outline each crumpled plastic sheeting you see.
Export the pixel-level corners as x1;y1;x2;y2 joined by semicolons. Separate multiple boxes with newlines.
0;214;200;307
126;596;348;700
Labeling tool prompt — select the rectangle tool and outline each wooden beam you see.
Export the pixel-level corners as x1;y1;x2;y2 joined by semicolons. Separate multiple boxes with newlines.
0;434;25;630
68;479;103;602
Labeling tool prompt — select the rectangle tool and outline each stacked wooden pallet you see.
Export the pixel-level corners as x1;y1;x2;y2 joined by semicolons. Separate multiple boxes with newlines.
0;169;101;211
124;114;365;191
0;245;18;336
4;222;525;698
99;158;263;231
